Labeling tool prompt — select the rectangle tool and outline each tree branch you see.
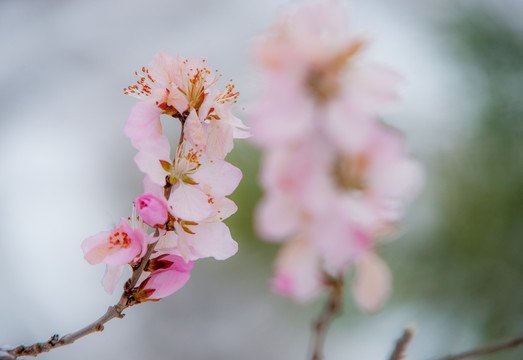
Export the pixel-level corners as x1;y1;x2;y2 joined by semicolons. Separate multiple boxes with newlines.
389;327;415;360
1;240;159;359
431;334;523;360
309;276;344;360
1;110;184;359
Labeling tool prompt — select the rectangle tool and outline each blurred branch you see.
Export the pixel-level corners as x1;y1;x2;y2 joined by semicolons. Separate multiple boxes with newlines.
431;334;523;360
309;275;344;360
1;240;159;359
389;327;415;360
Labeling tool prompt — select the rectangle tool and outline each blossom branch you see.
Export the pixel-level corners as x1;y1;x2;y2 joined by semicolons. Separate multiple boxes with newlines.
431;334;523;360
388;327;415;360
2;50;246;360
0;241;158;359
1;115;174;359
309;276;344;360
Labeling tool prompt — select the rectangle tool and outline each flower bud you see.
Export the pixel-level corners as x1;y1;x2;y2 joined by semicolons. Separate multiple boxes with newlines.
134;255;193;302
135;193;168;227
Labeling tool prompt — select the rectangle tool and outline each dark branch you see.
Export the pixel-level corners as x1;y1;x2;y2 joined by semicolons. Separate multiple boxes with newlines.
309;276;344;360
432;334;523;360
389;327;415;360
2;240;160;359
1;109;184;359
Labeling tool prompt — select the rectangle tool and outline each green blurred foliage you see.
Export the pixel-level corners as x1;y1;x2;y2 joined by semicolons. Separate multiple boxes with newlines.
391;6;523;359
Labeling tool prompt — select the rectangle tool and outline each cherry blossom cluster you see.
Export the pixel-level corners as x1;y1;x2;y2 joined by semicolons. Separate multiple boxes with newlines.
82;51;248;302
251;1;423;312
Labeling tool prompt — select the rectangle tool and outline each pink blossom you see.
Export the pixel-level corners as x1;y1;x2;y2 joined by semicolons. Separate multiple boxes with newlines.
134;254;193;302
125;51;244;121
124;51;190;116
155;196;239;261
135;193;168;227
82;218;148;266
252;1;423;312
251;1;400;150
125;51;249;161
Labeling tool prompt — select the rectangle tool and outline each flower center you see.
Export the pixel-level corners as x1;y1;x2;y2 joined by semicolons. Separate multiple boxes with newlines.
333;153;368;192
170;145;201;184
305;39;365;102
108;227;131;252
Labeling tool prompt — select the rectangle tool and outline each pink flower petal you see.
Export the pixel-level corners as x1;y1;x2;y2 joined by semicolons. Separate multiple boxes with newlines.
134;134;171;185
148;51;178;87
192;160;242;198
205;119;233;160
137;255;193;300
191;222;238;260
168;182;212;222
351;253;391;313
272;236;323;302
184;109;206;149
82;232;112;265
255;193;300;242
102;264;125;294
124;102;163;148
156;231;178;252
205;197;238;223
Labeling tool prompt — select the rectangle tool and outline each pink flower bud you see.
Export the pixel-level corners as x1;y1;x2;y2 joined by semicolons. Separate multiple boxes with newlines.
135;193;168;227
135;255;193;302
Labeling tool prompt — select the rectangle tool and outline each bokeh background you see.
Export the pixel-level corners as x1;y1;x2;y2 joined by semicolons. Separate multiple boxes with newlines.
0;0;522;359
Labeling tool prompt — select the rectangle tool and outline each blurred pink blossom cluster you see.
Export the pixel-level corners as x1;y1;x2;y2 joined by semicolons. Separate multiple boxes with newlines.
82;51;248;302
252;1;423;312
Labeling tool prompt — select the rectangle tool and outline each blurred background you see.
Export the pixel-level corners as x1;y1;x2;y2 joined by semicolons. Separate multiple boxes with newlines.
0;0;522;359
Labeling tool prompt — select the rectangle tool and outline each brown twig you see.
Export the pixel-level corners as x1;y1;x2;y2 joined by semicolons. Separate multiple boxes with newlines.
431;334;523;360
1;119;182;359
389;327;415;360
309;276;344;360
2;240;159;359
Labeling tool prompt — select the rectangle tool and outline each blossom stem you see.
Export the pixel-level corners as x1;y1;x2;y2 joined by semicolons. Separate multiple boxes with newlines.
1;124;182;359
309;276;344;360
388;327;415;360
175;112;188;146
0;306;123;359
431;334;523;360
0;237;160;359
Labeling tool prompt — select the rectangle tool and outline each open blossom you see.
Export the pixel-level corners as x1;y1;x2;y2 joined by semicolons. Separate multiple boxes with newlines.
155;195;239;261
251;0;399;151
252;1;423;311
124;51;249;160
82;218;148;266
135;139;242;223
82;218;151;294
